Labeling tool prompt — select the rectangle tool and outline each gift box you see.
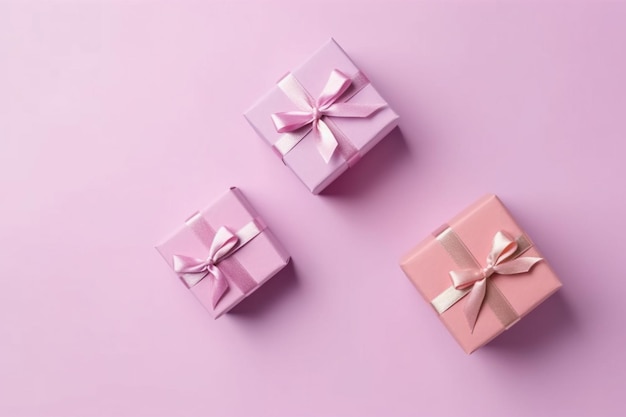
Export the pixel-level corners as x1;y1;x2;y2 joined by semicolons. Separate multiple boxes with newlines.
244;38;400;194
400;195;562;353
156;187;290;319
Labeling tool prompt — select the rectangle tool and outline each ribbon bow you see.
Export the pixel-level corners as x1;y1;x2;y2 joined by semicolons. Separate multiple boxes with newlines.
172;227;239;309
449;231;542;331
271;69;384;163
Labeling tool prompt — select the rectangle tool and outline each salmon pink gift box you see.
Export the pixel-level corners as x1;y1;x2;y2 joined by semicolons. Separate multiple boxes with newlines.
400;195;562;353
156;188;290;319
244;38;399;194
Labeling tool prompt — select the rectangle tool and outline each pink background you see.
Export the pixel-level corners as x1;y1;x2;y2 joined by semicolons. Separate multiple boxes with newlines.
1;1;625;416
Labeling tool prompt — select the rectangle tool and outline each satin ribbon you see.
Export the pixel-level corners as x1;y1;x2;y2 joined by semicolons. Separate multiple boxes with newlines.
271;69;386;164
431;228;542;332
172;215;263;309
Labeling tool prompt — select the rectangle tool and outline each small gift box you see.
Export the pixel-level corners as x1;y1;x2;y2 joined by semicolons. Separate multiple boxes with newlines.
400;195;562;353
156;187;290;319
244;38;400;194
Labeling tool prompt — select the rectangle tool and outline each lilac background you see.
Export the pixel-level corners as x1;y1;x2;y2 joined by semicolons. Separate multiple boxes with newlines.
1;1;625;416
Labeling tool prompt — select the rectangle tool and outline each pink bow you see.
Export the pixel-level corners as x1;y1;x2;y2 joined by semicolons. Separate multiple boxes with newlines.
172;227;239;309
450;231;543;331
271;69;384;163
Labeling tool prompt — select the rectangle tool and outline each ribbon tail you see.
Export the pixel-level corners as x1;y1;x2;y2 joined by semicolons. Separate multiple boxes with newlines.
493;257;543;275
323;102;386;118
208;269;230;309
464;279;487;332
314;119;338;163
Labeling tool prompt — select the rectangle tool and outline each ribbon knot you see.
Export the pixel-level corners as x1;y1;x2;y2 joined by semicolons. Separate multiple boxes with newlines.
312;106;322;122
481;265;495;279
172;227;240;309
449;231;543;331
271;69;385;163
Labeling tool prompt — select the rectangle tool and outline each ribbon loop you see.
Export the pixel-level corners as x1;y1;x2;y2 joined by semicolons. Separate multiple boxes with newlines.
208;227;239;262
317;69;352;108
450;269;485;289
487;231;519;266
272;111;315;133
272;69;386;163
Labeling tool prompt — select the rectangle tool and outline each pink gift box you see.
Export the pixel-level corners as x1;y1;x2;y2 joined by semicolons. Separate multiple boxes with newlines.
244;38;400;194
400;195;562;353
156;187;290;319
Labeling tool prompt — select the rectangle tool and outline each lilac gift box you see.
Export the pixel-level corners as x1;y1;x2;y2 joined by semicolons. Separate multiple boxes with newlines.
156;188;290;319
244;38;399;194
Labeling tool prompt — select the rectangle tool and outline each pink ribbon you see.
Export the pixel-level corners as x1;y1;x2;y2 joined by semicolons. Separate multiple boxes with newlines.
449;231;543;331
272;69;385;163
172;227;244;309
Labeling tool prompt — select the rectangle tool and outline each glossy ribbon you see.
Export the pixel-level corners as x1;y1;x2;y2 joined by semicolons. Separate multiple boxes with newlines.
271;69;385;164
172;214;263;309
431;227;542;332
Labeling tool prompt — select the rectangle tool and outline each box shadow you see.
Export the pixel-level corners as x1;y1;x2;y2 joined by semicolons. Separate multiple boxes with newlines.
228;260;299;319
482;290;578;354
321;126;411;197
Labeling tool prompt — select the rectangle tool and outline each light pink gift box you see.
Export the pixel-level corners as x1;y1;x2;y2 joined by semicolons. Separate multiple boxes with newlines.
400;195;562;353
244;38;400;194
156;188;290;319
